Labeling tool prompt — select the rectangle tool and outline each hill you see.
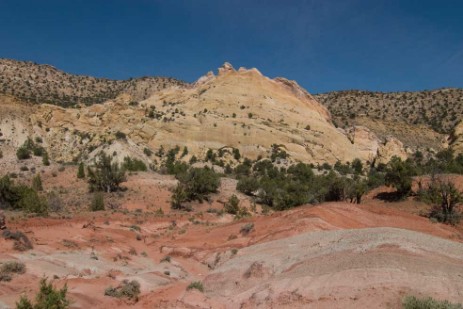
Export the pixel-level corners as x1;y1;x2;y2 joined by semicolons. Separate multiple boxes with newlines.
0;58;186;106
315;88;463;134
0;62;406;166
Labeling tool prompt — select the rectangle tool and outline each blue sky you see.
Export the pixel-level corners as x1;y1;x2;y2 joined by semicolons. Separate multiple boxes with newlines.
0;0;462;93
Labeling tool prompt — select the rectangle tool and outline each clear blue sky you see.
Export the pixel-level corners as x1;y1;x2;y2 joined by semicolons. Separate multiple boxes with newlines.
0;0;462;93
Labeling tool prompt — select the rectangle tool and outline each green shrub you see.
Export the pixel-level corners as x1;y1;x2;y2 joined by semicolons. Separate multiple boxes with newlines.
32;174;43;192
181;146;188;158
90;192;105;211
240;223;254;235
224;194;240;215
385;156;415;197
418;178;462;225
17;188;48;215
115;131;126;140
87;152;126;192
104;280;140;300
33;147;44;157
143;148;152;157
122;157;147;172
187;281;204;292
1;261;26;275
77;162;85;179
42;152;50;166
171;167;220;209
233;148;241;161
16;147;31;160
16;278;70;309
402;295;462;309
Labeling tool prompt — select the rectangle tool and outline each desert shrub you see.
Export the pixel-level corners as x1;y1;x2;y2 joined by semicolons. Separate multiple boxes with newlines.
1;261;25;275
270;144;288;162
351;158;363;175
87;152;126;192
181;146;188;158
334;161;352;175
16;278;70;309
418;177;462;225
189;155;197;164
122;157;147;172
90;192;105;211
160;256;171;263
187;281;204;292
236;177;259;196
32;174;43;192
16;147;31;160
232;148;241;161
402;295;462;309
115;131;126;140
224;195;240;215
205;149;215;162
34;137;43;144
77;162;85;179
143;147;152;157
2;229;33;251
47;191;63;212
384;156;415;198
240;223;254;235
42;152;50;166
171;167;220;209
104;280;140;300
0;150;3;159
32;147;44;157
17;188;48;215
16;138;46;161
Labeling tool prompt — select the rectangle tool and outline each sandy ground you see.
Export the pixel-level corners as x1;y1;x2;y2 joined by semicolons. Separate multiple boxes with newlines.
0;170;462;308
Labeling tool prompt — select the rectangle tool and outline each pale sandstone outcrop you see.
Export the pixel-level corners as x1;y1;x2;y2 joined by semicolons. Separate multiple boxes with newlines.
449;120;463;155
1;64;408;165
376;137;408;165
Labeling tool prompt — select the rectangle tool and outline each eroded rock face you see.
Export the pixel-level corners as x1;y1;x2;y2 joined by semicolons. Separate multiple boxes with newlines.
376;137;408;165
1;63;406;165
449;121;463;155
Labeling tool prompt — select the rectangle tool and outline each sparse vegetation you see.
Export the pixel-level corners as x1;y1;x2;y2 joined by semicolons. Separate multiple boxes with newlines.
104;280;140;301
87;152;126;192
171;167;221;210
2;230;33;251
77;162;85;178
187;281;204;292
418;176;462;225
122;156;147;171
16;278;70;309
90;192;105;211
0;261;26;282
402;295;462;309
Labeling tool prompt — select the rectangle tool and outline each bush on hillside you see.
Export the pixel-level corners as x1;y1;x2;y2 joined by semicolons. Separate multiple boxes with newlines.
402;295;462;309
418;177;462;225
87;152;126;192
16;278;70;309
122;157;147;172
170;167;220;209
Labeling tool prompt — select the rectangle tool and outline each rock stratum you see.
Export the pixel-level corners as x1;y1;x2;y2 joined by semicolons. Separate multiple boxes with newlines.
0;62;412;166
